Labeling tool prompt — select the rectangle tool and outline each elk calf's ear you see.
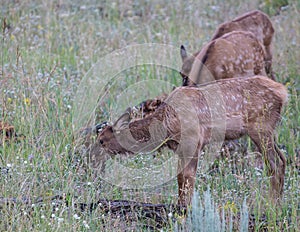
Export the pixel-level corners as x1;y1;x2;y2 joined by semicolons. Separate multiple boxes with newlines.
113;107;131;131
180;45;188;61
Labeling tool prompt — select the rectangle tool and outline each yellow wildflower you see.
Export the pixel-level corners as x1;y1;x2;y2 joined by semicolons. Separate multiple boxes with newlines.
224;200;238;214
24;98;31;106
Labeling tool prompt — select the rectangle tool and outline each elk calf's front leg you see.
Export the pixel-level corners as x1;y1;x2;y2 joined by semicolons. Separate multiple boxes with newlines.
177;157;199;206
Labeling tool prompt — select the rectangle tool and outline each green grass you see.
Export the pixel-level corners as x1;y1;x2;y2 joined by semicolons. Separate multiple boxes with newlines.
1;0;299;231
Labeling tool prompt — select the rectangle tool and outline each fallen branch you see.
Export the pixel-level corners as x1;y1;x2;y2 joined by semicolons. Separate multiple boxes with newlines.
0;195;185;228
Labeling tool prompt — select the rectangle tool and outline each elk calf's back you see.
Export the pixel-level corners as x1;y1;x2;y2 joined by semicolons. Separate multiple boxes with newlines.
212;9;274;74
181;10;275;82
92;76;287;206
181;31;266;86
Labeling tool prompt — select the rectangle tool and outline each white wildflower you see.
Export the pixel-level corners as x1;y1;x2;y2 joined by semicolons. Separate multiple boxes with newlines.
73;214;80;220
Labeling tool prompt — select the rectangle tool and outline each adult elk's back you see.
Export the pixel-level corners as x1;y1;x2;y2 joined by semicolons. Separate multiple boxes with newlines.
91;76;287;206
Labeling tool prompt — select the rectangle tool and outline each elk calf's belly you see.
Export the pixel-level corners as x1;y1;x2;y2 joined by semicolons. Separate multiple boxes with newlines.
224;116;246;140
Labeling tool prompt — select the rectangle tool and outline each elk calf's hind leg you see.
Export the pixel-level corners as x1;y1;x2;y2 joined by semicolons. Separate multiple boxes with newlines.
248;131;286;200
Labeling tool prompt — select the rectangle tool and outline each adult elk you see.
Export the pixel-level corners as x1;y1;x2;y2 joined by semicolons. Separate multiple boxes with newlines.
180;31;267;86
91;76;287;206
180;10;275;83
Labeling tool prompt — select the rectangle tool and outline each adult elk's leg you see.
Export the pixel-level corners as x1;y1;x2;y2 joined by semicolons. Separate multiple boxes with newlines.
248;130;286;200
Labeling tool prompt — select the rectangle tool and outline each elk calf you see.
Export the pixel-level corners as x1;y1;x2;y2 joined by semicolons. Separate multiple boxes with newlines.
212;10;274;76
181;10;275;82
181;31;266;86
91;76;287;206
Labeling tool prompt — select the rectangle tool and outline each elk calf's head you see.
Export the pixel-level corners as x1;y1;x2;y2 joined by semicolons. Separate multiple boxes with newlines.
91;109;134;156
180;45;200;83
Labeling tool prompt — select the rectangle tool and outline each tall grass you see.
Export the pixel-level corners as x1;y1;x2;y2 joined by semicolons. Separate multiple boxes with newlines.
0;0;299;231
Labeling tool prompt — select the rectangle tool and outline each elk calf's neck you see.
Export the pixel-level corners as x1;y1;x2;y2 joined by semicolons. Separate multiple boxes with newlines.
92;76;287;206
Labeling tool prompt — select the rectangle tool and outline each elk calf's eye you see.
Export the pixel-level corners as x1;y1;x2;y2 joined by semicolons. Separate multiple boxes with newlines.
99;140;104;145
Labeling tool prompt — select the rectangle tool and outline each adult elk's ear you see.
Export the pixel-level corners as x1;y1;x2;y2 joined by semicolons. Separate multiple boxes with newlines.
180;45;188;62
113;108;131;131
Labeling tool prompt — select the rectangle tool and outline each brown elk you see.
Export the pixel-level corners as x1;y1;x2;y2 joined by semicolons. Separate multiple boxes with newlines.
180;10;275;83
88;11;273;138
180;31;267;86
212;10;274;76
91;76;287;206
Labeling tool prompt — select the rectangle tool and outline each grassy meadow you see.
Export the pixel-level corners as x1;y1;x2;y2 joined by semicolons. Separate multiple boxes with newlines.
0;0;299;231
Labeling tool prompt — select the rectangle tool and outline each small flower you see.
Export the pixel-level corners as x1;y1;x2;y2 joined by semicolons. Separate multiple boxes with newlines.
73;214;80;220
224;201;238;214
7;163;12;168
57;217;64;223
168;212;173;218
83;220;90;229
41;215;45;219
24;98;31;106
51;214;55;218
7;97;12;104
